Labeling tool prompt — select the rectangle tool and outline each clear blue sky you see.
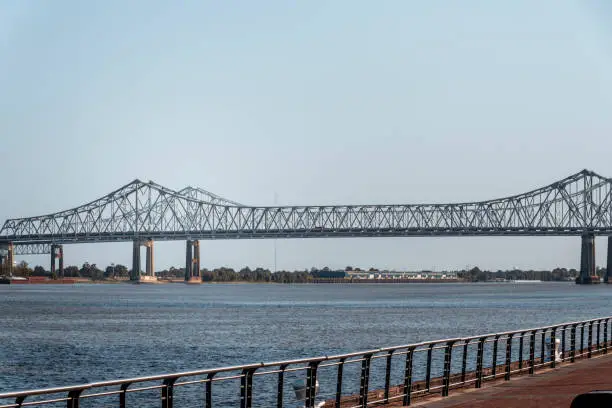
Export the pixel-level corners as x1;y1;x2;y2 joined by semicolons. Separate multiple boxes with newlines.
2;1;612;271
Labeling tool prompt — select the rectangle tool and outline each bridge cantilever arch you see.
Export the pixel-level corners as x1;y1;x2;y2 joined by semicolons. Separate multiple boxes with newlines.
1;169;612;284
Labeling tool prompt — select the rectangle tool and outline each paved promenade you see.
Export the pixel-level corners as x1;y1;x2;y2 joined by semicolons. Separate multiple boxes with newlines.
400;353;612;408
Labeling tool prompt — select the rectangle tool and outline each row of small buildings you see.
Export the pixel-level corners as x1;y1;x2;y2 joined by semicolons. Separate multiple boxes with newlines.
311;269;458;280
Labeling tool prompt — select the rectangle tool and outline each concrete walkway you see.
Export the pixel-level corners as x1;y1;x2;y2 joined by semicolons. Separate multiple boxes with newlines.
402;353;612;408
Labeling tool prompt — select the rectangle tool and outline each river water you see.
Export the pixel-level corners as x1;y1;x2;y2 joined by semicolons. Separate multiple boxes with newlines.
0;282;610;406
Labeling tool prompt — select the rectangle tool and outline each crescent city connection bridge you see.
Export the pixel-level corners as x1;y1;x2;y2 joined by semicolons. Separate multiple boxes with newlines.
1;169;612;284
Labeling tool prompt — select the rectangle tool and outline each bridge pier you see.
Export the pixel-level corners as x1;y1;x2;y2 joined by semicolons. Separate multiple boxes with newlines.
606;236;612;284
131;239;156;282
1;243;15;276
144;240;154;277
194;240;200;280
131;240;141;281
0;244;5;275
50;244;64;279
578;234;597;284
185;240;201;283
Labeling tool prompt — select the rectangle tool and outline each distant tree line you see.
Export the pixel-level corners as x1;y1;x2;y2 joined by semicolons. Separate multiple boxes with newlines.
157;266;313;283
5;262;606;283
457;266;588;282
6;261;127;280
6;262;314;283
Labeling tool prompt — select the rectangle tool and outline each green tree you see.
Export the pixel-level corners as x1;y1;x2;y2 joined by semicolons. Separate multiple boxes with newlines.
33;266;47;276
105;266;115;278
114;264;129;277
80;262;92;278
14;261;32;277
90;264;104;281
64;265;80;277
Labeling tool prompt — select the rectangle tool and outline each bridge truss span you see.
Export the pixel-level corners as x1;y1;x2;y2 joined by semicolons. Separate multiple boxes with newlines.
1;170;612;248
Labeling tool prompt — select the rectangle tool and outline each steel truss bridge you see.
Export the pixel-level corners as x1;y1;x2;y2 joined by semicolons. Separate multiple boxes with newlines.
1;169;612;284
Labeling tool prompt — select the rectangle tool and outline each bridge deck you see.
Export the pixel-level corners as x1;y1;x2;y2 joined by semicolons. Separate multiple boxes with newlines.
393;352;612;408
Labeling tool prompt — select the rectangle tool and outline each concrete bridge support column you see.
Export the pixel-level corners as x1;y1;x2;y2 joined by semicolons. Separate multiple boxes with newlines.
606;236;612;284
144;240;154;277
50;244;64;279
0;246;4;269
578;234;596;284
6;243;13;276
185;240;192;281
131;240;141;281
193;240;200;280
185;240;201;283
58;246;63;279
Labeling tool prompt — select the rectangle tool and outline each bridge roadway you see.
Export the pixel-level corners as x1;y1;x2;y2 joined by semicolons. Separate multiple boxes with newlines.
0;169;611;283
395;350;612;408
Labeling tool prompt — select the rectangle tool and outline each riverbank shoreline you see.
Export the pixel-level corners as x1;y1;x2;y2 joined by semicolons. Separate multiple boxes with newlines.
1;277;572;285
0;278;507;285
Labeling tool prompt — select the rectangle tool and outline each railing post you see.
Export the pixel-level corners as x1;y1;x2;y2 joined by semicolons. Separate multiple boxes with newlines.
518;332;525;370
505;334;513;380
384;350;394;403
475;337;486;388
335;358;346;408
67;390;83;408
425;344;434;392
461;339;469;383
571;324;577;362
550;327;557;368
580;323;585;358
561;326;567;361
358;354;373;408
277;364;288;408
402;347;415;406
161;378;177;408
119;383;131;408
605;319;609;354
540;329;546;366
442;341;455;397
597;320;601;352
588;321;593;358
529;330;536;374
240;368;256;408
305;362;319;408
492;335;500;378
206;373;215;408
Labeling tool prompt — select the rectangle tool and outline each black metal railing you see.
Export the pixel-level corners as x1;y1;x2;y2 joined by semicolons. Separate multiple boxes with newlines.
1;316;610;408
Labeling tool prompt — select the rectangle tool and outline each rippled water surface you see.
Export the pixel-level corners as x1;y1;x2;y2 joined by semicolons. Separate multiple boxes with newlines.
0;282;610;402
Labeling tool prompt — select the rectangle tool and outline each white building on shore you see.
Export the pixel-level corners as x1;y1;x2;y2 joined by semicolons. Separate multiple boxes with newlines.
346;270;458;280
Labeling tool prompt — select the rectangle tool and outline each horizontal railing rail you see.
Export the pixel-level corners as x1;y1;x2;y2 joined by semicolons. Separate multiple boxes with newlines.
1;316;611;408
